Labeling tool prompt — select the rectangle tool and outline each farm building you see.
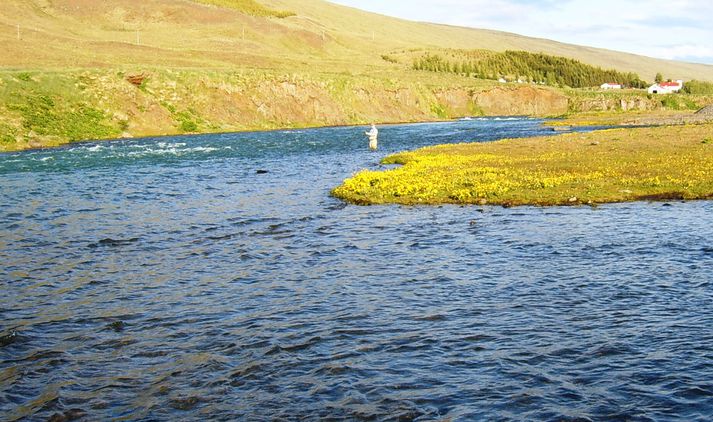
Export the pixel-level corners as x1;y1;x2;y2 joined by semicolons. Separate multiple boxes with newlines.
648;80;684;94
600;82;622;90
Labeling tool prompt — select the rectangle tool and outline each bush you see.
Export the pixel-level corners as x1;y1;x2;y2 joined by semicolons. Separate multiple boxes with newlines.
176;111;199;132
682;80;713;95
659;95;698;110
430;103;448;118
16;72;33;82
194;0;295;18
180;119;198;132
7;94;117;141
0;123;17;144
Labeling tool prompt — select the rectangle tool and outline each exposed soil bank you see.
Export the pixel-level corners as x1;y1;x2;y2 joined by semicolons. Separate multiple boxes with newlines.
4;69;713;152
3;69;692;152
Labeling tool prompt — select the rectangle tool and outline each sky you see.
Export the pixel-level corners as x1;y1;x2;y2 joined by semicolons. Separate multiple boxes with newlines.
329;0;713;65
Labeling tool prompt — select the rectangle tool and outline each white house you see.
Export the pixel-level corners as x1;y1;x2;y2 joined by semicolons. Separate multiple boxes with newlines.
601;82;622;90
648;80;684;94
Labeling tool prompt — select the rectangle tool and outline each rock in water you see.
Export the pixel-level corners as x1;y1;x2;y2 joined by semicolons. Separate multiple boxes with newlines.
48;409;87;422
108;321;125;332
0;330;17;347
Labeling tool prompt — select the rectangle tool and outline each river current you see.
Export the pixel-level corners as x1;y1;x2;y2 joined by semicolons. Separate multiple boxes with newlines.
1;118;712;421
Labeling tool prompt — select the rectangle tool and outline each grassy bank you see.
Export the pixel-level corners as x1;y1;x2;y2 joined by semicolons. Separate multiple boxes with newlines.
332;124;713;206
548;90;713;127
4;67;712;152
3;67;587;152
547;109;713;128
0;68;494;151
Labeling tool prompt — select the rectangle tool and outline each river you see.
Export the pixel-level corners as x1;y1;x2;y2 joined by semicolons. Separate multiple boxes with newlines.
1;118;712;421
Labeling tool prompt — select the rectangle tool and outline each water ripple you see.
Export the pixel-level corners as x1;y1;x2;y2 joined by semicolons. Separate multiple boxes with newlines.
1;119;712;421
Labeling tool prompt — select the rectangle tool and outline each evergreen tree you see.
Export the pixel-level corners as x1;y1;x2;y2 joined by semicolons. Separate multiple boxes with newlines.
412;50;648;89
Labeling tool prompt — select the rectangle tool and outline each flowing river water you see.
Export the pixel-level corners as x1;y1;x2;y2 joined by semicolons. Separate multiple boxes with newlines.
1;118;712;421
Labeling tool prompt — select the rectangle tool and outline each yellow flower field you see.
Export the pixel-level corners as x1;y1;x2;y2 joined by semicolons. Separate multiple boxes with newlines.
332;124;713;206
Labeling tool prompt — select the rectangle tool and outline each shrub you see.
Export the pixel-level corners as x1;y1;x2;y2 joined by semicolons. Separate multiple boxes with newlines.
7;94;117;141
176;111;199;132
194;0;295;18
660;95;698;110
430;103;448;118
682;80;713;95
0;123;17;144
16;72;33;82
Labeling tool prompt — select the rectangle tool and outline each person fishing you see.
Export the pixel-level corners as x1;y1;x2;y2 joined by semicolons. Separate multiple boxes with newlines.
365;123;379;151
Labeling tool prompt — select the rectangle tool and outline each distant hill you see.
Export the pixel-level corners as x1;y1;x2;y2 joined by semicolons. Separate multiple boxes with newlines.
1;0;712;81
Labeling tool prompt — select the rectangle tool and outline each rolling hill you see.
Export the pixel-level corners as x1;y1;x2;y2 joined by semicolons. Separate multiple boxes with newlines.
1;0;712;81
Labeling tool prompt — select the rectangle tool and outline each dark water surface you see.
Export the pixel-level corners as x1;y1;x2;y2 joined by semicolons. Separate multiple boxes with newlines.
1;119;712;421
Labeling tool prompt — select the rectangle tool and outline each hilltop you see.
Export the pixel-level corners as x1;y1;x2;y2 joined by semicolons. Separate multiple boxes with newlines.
1;0;713;151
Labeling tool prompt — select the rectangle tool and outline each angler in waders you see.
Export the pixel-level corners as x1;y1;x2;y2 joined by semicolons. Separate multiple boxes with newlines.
365;124;378;151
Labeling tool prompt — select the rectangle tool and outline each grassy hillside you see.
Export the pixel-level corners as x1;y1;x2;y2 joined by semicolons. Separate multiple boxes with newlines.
1;0;712;81
193;0;295;18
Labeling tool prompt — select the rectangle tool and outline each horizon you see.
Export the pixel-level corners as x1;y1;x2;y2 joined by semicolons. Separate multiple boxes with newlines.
329;0;713;66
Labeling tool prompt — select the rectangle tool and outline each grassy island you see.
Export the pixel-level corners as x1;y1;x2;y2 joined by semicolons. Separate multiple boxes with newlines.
332;124;713;206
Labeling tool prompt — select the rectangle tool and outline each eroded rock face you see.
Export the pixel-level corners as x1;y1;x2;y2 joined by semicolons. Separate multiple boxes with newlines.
473;86;569;116
435;90;472;112
619;98;656;112
571;96;658;113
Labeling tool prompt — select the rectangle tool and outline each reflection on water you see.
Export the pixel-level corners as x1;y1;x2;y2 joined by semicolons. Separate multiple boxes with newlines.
1;119;712;421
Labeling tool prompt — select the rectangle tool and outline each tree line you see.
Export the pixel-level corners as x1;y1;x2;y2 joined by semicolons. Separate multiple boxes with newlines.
413;50;649;89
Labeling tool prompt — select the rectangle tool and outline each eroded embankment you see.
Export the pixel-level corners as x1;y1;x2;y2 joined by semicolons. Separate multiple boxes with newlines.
4;69;708;152
0;69;571;151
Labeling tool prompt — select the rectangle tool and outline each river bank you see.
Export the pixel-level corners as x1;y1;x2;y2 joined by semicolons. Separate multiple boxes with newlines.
546;107;713;128
0;69;538;152
3;68;711;152
333;123;713;206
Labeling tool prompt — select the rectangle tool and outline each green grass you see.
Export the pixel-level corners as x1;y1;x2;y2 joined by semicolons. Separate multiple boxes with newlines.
15;72;33;82
0;123;17;144
176;110;199;132
332;124;713;206
3;72;120;143
191;0;295;18
659;94;699;110
7;94;117;141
